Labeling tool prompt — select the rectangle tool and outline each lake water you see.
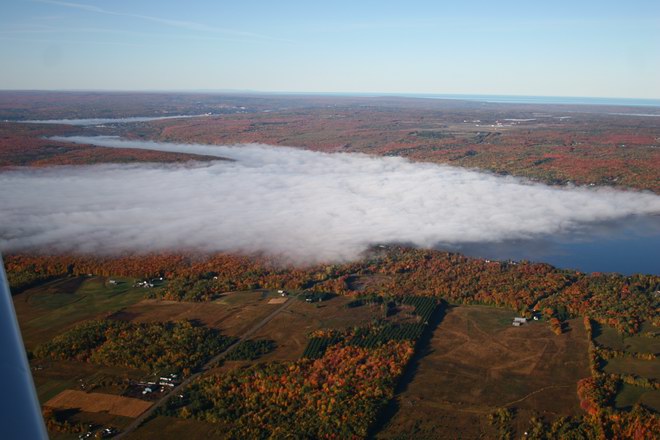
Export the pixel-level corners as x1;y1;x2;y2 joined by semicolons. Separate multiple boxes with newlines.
445;215;660;275
15;114;210;126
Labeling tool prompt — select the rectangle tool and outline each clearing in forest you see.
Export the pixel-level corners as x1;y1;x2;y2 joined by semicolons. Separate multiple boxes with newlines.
378;305;591;439
44;389;152;418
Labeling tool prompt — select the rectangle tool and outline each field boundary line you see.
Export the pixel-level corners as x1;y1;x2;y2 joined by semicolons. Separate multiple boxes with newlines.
502;384;571;407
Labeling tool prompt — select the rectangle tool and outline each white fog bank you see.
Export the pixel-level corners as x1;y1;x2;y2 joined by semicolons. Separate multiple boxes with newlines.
1;136;659;263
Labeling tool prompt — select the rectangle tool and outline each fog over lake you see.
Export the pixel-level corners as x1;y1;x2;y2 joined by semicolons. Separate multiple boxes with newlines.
1;136;659;273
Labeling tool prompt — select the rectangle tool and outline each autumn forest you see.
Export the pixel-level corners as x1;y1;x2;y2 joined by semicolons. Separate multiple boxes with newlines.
1;91;659;439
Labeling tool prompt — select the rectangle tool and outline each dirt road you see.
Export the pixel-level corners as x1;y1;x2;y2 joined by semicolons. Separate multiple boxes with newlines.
116;297;293;438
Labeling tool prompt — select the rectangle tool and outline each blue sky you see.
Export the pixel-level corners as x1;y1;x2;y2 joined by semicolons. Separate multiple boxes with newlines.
1;0;659;98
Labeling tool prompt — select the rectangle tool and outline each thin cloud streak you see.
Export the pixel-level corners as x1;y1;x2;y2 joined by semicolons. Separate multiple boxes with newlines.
34;0;292;43
1;136;659;264
0;26;274;47
0;36;148;47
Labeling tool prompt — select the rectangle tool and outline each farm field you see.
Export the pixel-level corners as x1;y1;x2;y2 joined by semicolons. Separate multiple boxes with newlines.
594;322;660;354
5;267;657;438
614;384;660;412
12;277;297;436
594;322;660;412
45;390;151;418
113;290;287;338
31;360;147;404
377;305;591;439
247;295;386;362
603;358;660;380
13;276;182;420
13;276;146;350
5;251;659;438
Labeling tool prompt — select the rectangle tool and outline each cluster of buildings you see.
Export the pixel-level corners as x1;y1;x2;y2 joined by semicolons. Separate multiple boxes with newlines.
512;317;527;327
78;426;117;439
132;277;163;289
512;313;541;327
158;373;180;387
136;373;180;396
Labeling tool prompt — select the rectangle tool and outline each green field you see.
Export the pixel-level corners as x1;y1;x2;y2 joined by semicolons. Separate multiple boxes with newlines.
614;383;660;412
213;289;281;306
604;358;660;380
12;274;158;428
463;304;518;332
594;323;660;415
594;322;660;354
14;276;151;349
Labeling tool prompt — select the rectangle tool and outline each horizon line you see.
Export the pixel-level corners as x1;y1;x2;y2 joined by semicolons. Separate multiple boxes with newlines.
1;89;659;106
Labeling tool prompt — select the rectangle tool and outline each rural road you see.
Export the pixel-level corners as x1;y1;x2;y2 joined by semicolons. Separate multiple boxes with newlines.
116;296;293;438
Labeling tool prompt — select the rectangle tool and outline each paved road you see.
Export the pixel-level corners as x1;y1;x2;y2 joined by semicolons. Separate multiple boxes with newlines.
116;297;293;438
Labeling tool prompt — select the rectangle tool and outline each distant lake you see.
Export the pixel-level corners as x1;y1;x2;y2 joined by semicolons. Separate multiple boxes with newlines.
14;114;210;126
447;215;660;275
